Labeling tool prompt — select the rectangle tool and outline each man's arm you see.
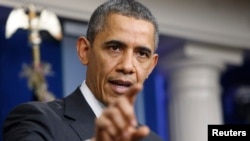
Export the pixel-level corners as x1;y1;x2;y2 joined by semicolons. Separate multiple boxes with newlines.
3;102;54;141
91;84;156;141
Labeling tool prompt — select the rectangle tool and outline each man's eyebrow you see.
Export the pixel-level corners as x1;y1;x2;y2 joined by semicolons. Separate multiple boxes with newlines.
104;40;153;54
136;46;152;54
104;40;125;46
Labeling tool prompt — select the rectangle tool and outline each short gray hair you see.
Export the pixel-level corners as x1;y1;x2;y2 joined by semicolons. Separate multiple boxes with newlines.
86;0;159;50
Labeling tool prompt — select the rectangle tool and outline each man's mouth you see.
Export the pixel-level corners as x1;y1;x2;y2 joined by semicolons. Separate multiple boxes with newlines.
109;80;132;94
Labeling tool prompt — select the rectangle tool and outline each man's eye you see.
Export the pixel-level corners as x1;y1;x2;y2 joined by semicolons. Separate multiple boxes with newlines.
138;51;149;58
110;45;120;51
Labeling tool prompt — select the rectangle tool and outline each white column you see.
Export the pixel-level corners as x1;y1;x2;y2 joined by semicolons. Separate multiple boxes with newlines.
160;42;244;141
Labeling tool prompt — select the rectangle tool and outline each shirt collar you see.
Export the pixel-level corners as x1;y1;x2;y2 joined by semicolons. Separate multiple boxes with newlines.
80;81;105;117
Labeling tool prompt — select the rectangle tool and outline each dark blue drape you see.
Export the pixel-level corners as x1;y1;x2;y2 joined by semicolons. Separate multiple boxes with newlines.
221;61;250;125
0;6;63;141
144;68;169;141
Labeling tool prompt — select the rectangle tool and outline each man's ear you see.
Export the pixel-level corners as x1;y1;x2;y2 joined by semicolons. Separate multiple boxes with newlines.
76;36;90;65
147;54;158;78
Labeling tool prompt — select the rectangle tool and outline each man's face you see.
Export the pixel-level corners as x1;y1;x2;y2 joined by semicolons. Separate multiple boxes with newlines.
81;13;158;105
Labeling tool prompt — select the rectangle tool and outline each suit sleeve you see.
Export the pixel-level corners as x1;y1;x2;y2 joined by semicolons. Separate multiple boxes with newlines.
3;102;55;141
143;131;163;141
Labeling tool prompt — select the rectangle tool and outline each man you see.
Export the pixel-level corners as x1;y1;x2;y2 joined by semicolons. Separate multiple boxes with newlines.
3;0;162;140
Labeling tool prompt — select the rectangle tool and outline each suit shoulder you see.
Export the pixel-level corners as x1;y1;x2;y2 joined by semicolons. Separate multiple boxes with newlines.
3;100;66;141
7;99;64;117
8;101;48;114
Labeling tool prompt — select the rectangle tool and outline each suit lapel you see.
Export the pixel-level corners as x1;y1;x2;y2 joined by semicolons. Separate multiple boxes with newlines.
64;87;96;140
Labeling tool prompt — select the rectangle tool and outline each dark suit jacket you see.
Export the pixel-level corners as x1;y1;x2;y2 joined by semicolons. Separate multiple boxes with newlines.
3;87;162;141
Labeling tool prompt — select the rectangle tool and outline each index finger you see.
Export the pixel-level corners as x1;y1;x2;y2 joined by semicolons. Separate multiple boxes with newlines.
125;83;143;105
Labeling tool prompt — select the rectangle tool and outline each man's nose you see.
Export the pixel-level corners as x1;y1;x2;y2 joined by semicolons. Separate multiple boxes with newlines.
116;52;135;74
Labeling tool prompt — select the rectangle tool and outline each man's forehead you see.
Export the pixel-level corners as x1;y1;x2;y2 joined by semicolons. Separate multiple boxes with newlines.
96;13;156;50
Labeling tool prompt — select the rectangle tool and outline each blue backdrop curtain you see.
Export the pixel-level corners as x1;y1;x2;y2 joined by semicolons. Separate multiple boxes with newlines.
0;6;63;141
221;58;250;125
144;68;169;141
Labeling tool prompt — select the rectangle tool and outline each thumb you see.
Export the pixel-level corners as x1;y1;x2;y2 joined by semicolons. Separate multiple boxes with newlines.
125;84;143;105
132;125;150;140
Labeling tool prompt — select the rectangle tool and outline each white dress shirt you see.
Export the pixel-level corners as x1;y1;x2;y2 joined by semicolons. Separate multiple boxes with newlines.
80;81;105;118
